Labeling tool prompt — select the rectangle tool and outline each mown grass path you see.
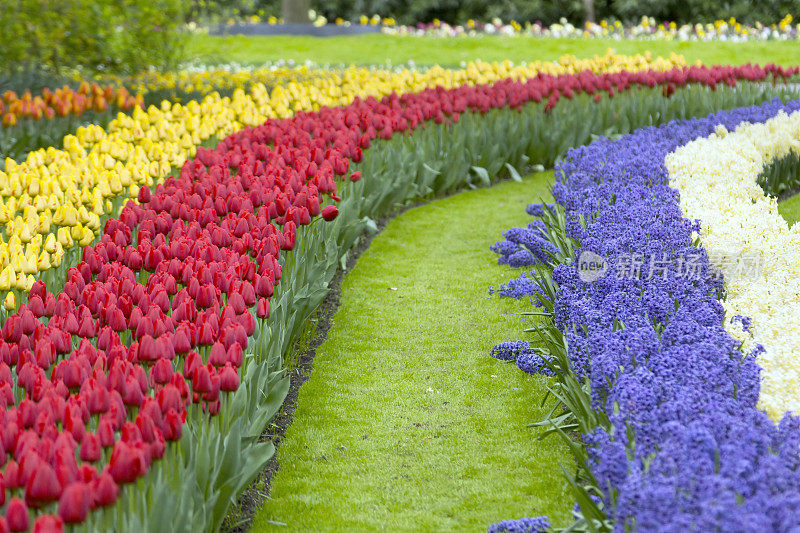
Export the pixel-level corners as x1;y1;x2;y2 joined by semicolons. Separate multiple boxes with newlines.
779;193;800;226
252;172;574;531
188;33;800;67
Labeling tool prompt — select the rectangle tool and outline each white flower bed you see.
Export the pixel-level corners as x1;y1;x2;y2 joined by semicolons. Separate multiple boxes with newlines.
666;111;800;420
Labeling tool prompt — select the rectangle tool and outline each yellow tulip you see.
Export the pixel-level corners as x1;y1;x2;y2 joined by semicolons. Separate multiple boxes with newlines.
57;227;74;248
0;266;14;291
44;233;57;253
3;292;15;311
13;272;27;290
37;251;51;271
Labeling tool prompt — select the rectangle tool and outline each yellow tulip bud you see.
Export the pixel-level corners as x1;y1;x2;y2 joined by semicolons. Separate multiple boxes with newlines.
19;223;34;243
44;233;57;253
79;226;94;246
0;266;13;291
14;272;27;290
77;205;91;224
37;251;51;271
3;292;15;311
57;227;73;248
70;224;83;241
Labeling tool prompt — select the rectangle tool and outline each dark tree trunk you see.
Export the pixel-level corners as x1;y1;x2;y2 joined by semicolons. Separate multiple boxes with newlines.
282;0;311;24
583;0;595;23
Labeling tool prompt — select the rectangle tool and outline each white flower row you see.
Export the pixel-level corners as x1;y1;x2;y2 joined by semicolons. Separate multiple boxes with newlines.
666;111;800;421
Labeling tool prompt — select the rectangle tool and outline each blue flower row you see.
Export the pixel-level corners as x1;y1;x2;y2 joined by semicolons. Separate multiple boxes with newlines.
491;98;800;531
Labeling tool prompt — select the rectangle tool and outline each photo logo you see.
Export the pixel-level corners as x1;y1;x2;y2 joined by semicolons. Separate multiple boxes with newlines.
577;250;608;282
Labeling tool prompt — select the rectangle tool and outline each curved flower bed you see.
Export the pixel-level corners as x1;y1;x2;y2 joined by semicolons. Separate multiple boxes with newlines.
2;61;798;529
667;112;800;421
0;52;683;302
492;99;800;530
0;64;740;531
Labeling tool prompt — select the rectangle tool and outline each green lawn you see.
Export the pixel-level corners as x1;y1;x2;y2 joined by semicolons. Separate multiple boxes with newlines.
252;172;574;532
779;193;800;226
187;33;800;67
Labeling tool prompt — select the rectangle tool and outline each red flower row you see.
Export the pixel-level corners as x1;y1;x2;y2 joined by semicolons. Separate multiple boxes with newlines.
0;63;794;531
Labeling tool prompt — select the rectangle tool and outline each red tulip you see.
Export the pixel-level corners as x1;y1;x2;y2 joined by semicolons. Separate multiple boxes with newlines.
33;515;63;533
321;205;339;221
6;498;29;532
4;461;20;489
108;441;146;484
78;465;97;484
80;434;101;462
191;365;213;394
91;472;119;507
97;418;116;448
218;364;239;392
162;410;183;441
256;298;270;319
58;482;90;523
226;344;244;368
25;463;61;507
156;382;183;416
150;358;173;385
209;342;227;367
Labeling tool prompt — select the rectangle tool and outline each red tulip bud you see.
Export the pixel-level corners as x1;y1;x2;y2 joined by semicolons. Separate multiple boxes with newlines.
218;364;240;392
6;498;29;532
109;441;146;484
227;344;244;367
33;514;63;533
322;205;339;221
150;358;173;385
162;410;183;441
209;342;227;367
191;365;213;394
80;434;102;463
97;418;116;448
91;473;119;507
25;463;61;507
58;482;90;524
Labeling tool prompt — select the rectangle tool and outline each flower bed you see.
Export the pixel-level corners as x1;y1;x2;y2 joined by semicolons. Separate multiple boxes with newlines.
667;112;800;422
1;84;141;127
0;53;681;305
385;15;799;41
0;61;797;530
215;13;800;42
491;98;800;530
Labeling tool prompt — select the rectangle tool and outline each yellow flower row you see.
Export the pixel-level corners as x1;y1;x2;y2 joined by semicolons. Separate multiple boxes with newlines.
98;66;334;100
0;51;685;294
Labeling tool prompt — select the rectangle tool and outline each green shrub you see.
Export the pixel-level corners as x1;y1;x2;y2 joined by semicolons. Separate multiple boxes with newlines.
0;0;187;75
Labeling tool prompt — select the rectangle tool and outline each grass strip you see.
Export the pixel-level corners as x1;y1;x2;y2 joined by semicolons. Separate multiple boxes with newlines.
252;171;574;531
779;192;800;226
186;33;800;67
